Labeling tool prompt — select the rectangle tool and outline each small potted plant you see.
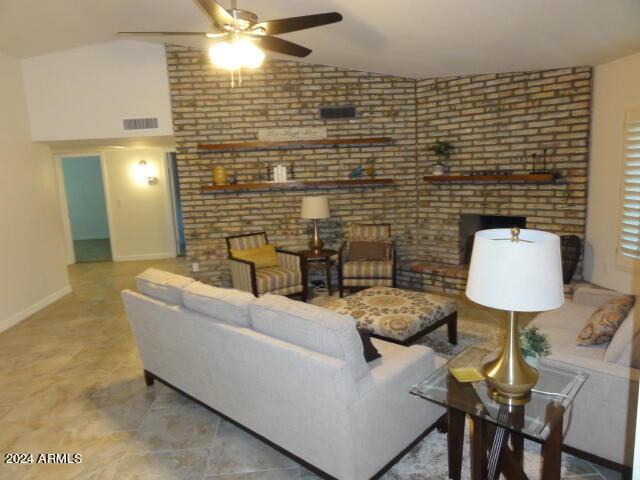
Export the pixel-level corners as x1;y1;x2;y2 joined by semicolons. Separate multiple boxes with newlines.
518;325;551;368
428;140;454;175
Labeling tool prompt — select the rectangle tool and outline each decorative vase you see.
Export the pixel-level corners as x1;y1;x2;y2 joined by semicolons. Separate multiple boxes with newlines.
560;235;581;284
432;162;446;176
524;356;540;369
212;166;227;185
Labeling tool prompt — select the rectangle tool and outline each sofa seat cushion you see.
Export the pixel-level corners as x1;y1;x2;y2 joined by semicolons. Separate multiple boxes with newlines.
343;260;393;278
250;294;368;380
182;282;254;327
136;268;194;305
231;244;278;269
256;266;301;294
577;295;635;346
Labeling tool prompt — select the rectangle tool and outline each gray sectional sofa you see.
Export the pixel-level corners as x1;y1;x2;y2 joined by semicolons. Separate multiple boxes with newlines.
122;269;444;480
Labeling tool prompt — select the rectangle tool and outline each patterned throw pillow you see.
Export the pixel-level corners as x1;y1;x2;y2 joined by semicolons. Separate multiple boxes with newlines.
348;241;388;261
230;244;278;269
577;295;636;346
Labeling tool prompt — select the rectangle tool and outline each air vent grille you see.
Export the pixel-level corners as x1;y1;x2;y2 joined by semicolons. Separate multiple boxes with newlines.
320;105;357;120
123;117;159;130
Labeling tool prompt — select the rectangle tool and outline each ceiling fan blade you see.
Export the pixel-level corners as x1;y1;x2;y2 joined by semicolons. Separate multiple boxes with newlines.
249;35;312;57
118;32;213;36
117;32;221;50
194;0;235;30
251;12;342;35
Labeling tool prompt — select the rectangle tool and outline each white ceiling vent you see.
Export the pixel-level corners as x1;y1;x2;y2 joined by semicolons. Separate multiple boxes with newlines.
123;117;159;130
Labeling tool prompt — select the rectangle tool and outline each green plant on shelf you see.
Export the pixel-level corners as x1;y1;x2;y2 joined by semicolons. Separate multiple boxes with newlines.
427;140;455;157
518;325;551;359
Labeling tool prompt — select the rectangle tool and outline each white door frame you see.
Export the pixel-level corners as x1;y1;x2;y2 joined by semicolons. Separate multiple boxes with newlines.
165;149;183;256
54;152;114;264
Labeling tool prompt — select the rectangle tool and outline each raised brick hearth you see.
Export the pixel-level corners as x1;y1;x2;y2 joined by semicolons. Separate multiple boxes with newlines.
166;45;591;293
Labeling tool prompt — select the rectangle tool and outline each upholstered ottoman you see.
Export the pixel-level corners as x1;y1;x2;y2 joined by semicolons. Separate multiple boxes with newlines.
327;286;458;345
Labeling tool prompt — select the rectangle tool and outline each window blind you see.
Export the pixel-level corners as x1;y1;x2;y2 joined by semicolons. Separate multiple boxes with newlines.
620;111;640;259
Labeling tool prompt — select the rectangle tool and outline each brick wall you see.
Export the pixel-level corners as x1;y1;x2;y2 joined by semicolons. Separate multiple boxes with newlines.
166;44;591;291
166;45;419;286
414;67;591;291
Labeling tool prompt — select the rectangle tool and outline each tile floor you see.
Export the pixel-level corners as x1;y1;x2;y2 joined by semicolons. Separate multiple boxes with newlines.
0;259;624;479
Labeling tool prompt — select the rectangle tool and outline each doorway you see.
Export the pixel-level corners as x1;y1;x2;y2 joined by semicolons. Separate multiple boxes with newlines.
60;155;112;263
167;152;186;257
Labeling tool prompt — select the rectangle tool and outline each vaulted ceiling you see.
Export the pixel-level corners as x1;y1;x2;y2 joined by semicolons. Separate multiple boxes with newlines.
2;0;640;78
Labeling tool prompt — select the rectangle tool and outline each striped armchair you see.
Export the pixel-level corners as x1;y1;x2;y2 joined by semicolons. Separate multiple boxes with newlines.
339;223;396;296
226;232;307;301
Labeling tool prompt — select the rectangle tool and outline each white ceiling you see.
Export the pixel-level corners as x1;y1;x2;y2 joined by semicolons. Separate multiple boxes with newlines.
2;0;640;78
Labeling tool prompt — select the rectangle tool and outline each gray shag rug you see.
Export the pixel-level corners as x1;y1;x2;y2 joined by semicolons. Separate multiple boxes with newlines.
386;427;598;479
413;329;483;359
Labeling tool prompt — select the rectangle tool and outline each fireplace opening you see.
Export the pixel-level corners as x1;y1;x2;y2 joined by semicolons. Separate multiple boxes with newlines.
459;214;527;264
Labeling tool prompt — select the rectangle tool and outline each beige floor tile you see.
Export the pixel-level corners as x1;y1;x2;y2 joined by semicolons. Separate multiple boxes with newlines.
206;421;298;476
206;467;301;479
21;430;136;480
110;447;210;480
0;258;618;480
131;403;220;454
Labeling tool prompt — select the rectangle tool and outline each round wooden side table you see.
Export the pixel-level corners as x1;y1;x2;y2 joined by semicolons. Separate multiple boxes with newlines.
299;248;341;298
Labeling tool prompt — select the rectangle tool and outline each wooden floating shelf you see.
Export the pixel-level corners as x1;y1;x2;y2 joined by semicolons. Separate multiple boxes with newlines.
201;178;395;193
423;173;558;183
198;137;393;152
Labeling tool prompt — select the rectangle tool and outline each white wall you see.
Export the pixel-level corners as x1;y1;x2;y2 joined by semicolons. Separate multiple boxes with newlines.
21;41;173;142
585;51;640;294
0;53;70;332
101;148;176;261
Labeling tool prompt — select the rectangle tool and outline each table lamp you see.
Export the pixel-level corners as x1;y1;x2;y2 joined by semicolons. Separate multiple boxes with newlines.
466;227;564;405
301;196;330;253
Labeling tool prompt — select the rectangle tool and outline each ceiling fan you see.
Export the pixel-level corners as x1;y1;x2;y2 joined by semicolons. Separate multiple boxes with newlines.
119;0;342;84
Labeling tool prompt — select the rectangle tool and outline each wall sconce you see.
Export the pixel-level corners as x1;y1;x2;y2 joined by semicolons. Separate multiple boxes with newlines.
137;160;157;184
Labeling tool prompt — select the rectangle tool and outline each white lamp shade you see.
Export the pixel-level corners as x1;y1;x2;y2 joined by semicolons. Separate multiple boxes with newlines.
465;229;564;312
301;196;330;219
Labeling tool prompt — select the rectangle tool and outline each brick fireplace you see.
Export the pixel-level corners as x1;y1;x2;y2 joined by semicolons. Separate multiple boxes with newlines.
459;214;527;265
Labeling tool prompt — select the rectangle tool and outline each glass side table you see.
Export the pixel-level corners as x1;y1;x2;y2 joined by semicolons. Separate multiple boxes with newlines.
411;347;587;480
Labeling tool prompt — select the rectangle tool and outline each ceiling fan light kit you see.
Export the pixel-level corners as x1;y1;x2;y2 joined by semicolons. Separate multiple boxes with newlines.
119;0;342;87
208;38;265;70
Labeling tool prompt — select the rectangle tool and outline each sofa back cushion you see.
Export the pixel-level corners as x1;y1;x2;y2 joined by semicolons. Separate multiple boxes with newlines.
182;282;254;327
616;333;640;368
136;268;194;305
250;294;368;380
573;286;628;308
604;307;638;363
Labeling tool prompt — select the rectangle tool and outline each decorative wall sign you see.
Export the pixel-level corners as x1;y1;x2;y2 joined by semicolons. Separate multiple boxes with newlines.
258;127;327;142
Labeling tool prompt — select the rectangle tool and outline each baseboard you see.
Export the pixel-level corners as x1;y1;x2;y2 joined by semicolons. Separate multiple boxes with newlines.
0;285;72;334
112;252;176;262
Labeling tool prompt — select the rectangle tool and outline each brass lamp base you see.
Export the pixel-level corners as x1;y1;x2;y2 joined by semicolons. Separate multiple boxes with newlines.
308;219;324;253
482;310;539;406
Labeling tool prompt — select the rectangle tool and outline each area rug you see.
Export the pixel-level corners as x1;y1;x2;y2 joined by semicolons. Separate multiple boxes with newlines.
387;427;600;479
413;329;483;358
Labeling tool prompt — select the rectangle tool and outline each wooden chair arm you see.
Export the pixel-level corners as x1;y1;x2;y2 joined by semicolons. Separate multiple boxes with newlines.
275;248;303;257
